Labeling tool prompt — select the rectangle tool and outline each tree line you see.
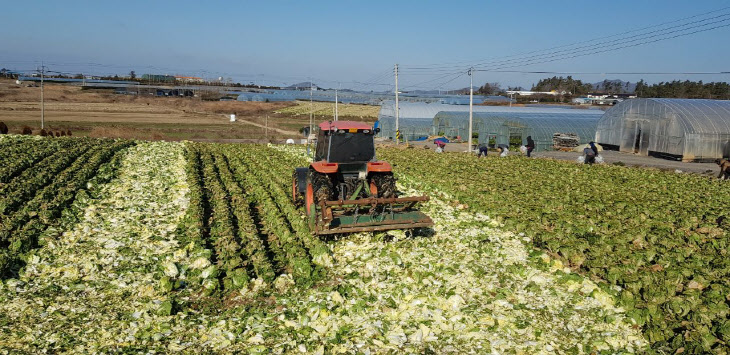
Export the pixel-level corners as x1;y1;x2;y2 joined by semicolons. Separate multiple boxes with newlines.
635;80;730;99
476;76;730;100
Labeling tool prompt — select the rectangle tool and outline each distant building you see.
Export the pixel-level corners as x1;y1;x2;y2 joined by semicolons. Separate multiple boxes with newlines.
581;93;637;105
506;90;570;96
141;74;176;83
572;98;592;105
174;75;204;83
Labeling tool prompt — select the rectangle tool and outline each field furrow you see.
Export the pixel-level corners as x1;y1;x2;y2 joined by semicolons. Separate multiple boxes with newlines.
213;151;276;283
222;146;314;286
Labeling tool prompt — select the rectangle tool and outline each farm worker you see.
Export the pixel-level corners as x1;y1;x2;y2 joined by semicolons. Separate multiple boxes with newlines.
497;144;509;157
589;141;599;156
717;158;730;180
526;136;536;157
435;140;446;153
477;144;489;157
583;145;597;165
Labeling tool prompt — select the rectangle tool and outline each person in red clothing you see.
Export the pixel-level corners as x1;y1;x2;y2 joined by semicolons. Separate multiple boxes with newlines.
435;140;446;153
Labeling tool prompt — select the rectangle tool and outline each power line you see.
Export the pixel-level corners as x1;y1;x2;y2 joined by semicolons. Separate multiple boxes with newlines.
348;68;395;91
401;16;730;75
399;70;465;91
476;70;730;75
474;18;730;72
474;21;730;73
401;6;730;70
397;14;730;92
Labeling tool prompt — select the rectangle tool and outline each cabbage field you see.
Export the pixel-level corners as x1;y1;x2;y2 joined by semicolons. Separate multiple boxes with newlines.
0;135;727;353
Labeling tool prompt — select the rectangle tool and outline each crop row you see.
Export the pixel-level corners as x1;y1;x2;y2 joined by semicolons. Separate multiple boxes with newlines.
228;145;332;269
0;136;42;161
212;150;277;283
176;143;332;297
0;141;94;215
0;139;79;184
215;144;315;285
220;145;320;282
0;139;134;277
379;148;730;354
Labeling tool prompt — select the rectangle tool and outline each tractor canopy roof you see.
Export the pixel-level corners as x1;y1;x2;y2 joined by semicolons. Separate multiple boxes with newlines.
318;121;373;132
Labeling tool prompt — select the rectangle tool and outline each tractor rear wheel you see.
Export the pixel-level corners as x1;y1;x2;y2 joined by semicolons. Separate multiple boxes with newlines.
305;182;315;216
370;173;396;198
292;171;302;206
310;170;334;203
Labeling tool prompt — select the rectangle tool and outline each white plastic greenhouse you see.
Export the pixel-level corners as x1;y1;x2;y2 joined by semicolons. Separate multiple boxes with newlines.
433;110;603;151
377;101;603;149
378;102;471;140
595;99;730;161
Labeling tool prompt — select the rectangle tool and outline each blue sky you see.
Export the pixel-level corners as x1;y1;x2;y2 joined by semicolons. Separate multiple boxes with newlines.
1;1;729;90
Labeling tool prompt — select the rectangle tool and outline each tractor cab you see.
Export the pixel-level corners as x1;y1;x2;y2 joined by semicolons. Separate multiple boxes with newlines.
314;121;375;163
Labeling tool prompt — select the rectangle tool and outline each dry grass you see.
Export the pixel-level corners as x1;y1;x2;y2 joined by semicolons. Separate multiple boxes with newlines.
275;100;379;119
88;126;165;140
0;79;307;141
0;79;295;116
0;79;381;142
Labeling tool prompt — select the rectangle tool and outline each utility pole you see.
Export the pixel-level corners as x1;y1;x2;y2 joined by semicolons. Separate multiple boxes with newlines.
394;63;400;144
467;67;473;153
334;85;338;121
40;62;45;130
309;78;313;135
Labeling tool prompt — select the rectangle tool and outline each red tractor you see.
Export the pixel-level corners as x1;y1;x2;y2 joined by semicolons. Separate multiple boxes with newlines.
292;121;433;235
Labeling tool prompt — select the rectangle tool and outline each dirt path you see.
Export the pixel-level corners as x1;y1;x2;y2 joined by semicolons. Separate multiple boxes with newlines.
229;115;300;136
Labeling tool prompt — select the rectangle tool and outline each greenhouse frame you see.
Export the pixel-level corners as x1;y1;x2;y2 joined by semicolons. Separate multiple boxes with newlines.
433;110;603;151
595;98;730;161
